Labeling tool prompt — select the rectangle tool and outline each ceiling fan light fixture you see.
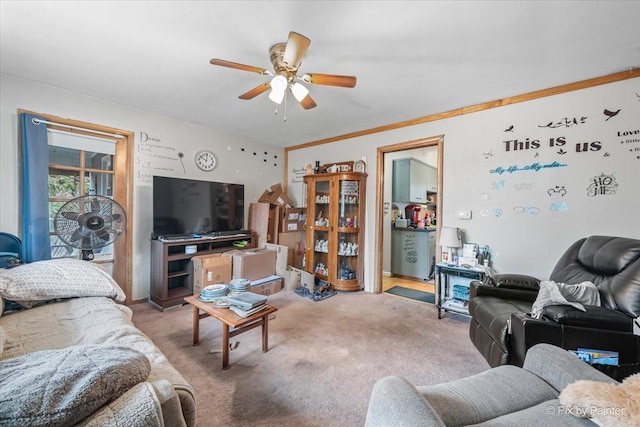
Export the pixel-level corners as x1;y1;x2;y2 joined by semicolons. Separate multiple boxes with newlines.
290;82;309;102
268;88;286;104
268;74;288;104
270;74;287;92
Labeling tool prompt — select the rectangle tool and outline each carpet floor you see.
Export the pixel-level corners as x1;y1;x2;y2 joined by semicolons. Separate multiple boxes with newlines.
131;290;488;427
384;286;435;304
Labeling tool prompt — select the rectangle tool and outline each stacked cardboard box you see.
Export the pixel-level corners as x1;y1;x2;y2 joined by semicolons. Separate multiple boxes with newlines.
278;207;306;233
258;183;295;208
226;248;277;282
191;253;232;296
191;248;284;297
276;231;305;269
252;183;300;245
250;275;284;295
248;202;272;247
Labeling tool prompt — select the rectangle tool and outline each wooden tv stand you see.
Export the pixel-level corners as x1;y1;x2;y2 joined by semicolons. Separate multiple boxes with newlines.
149;233;256;310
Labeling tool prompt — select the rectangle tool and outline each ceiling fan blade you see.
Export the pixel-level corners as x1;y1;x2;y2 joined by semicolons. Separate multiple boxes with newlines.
299;94;317;110
209;58;271;75
239;82;271;100
282;32;311;70
302;73;357;88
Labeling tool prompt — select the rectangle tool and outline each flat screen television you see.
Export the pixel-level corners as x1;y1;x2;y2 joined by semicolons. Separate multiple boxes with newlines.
152;176;245;238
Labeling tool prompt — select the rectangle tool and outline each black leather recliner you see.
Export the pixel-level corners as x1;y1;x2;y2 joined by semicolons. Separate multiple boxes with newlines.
468;235;640;381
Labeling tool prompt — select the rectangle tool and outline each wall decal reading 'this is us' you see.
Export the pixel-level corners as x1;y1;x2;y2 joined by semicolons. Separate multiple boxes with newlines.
502;136;602;154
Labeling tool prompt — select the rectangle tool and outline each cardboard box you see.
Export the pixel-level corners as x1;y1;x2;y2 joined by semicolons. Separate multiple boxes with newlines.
277;231;306;269
278;207;306;233
288;266;315;292
265;243;289;277
191;253;232;296
250;275;284;295
258;189;273;204
248;202;271;248
258;183;295;208
227;248;276;281
267;205;280;243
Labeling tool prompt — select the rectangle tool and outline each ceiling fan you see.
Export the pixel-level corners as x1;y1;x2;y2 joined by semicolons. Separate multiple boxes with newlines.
209;31;357;110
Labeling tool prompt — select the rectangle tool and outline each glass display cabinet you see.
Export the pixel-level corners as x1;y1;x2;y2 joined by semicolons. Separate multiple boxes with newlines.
304;171;367;291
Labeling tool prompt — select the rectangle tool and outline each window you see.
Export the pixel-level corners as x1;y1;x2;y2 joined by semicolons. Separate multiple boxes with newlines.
20;110;133;303
48;130;117;270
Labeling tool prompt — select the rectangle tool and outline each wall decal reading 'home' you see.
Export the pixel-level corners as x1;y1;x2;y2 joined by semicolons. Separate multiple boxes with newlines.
587;173;619;197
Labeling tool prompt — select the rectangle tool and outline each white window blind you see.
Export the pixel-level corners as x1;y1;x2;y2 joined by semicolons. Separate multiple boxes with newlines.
47;129;116;155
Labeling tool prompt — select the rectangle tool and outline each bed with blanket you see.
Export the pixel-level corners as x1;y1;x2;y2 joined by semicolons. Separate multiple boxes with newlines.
0;257;195;427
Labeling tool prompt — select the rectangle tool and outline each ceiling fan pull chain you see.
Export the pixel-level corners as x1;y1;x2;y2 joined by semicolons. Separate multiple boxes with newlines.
284;90;287;122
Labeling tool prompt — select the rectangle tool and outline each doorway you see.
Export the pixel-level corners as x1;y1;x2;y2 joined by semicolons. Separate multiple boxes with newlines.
373;135;443;295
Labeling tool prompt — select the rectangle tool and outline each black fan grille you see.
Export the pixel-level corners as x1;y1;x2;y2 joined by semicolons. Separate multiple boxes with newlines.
54;196;126;250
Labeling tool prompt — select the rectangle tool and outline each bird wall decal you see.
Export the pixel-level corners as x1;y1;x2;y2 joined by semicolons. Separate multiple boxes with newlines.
603;108;621;121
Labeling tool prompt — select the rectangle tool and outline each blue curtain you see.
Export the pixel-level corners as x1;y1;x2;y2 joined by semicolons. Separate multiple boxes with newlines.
20;113;51;263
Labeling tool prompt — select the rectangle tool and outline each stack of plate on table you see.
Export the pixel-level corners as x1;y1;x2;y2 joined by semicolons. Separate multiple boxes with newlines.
228;278;250;294
199;284;229;302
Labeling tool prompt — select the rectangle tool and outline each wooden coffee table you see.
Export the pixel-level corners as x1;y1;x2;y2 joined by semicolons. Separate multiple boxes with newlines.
184;295;277;369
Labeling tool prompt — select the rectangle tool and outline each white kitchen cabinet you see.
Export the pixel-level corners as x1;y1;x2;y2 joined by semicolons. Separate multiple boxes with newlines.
393;158;430;203
391;228;436;280
426;164;437;193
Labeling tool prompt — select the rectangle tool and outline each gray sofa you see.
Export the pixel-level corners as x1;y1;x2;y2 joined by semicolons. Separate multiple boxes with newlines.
1;258;196;426
365;343;616;426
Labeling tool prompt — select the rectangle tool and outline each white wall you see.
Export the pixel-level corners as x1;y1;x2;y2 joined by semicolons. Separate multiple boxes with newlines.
0;74;285;300
287;77;640;291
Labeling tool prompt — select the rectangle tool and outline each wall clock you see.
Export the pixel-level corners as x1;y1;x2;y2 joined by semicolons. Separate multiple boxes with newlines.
354;160;366;173
195;150;216;171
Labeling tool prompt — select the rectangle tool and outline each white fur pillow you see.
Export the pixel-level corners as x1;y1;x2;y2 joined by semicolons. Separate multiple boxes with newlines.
0;258;125;308
560;374;640;427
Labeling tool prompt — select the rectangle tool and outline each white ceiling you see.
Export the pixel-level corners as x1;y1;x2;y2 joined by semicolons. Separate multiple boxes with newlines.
2;1;639;148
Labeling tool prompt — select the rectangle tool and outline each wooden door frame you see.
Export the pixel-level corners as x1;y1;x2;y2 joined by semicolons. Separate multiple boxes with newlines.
18;109;135;304
373;135;444;293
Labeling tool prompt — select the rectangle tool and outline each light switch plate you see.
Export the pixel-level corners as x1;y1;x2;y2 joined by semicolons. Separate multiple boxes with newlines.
458;210;472;220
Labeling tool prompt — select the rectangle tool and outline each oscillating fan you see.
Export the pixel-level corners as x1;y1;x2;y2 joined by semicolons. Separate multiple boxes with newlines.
54;195;126;261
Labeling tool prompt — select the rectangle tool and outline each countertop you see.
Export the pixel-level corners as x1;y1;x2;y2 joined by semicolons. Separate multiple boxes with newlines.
392;226;436;232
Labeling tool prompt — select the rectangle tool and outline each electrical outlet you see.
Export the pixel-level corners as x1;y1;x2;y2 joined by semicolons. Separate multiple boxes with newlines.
458;210;472;220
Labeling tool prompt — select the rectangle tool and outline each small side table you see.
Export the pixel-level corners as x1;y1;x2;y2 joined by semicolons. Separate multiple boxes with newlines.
435;263;486;319
184;296;277;369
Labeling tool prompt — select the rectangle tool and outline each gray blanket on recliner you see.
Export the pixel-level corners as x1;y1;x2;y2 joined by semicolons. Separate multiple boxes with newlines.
531;280;600;319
